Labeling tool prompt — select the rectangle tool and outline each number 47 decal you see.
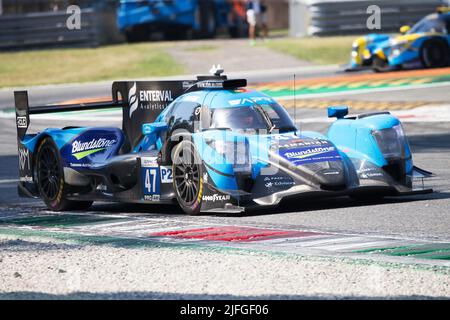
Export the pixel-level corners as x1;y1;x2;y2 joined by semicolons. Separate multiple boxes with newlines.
145;168;157;193
142;167;160;195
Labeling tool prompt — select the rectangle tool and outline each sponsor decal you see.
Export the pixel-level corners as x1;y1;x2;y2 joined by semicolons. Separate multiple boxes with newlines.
263;176;295;188
182;81;192;89
160;166;173;183
129;82;138;118
285;147;335;159
202;194;231;202
358;167;384;179
144;194;160;201
130;85;175;117
280;145;341;165
129;82;174;118
18;147;30;171
139;90;173;102
70;163;93;168
71;138;116;160
278;139;330;149
141;159;160;199
141;156;158;168
197;81;223;89
17;116;27;128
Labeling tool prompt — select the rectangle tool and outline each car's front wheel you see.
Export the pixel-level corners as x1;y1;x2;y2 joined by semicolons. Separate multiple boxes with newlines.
421;40;449;68
36;137;92;211
373;56;390;72
172;141;203;215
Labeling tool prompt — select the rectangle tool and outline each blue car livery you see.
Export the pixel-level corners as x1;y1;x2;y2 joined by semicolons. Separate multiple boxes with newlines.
15;71;432;214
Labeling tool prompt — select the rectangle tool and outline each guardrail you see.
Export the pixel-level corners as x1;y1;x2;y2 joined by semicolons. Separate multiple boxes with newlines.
0;8;123;50
290;0;445;37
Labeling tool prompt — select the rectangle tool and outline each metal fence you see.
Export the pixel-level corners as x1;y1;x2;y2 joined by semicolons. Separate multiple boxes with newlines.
0;9;100;50
290;0;445;37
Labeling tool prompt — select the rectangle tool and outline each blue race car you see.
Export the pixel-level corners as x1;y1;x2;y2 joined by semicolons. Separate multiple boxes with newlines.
349;7;450;72
14;69;432;215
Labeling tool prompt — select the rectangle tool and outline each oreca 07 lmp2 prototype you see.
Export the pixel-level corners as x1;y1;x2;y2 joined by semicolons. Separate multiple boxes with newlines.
15;71;432;214
348;7;450;72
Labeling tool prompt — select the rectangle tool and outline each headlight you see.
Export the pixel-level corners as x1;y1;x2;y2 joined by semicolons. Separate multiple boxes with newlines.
207;140;251;172
391;48;401;56
372;124;407;159
389;39;409;56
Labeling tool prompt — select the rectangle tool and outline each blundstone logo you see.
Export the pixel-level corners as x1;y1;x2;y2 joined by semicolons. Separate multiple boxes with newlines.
72;138;116;160
285;147;335;159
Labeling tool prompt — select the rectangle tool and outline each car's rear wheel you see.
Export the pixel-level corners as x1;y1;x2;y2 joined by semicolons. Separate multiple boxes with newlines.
421;40;449;68
172;141;203;215
36;137;93;211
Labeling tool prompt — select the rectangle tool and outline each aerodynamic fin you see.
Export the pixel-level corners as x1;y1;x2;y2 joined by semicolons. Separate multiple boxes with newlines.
14;91;30;141
412;166;433;178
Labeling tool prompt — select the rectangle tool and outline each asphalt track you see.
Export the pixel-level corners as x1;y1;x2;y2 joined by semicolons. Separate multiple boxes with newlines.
0;66;450;298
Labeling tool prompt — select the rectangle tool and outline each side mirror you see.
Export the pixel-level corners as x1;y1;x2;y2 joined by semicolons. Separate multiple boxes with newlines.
327;106;348;119
142;122;168;135
400;25;410;34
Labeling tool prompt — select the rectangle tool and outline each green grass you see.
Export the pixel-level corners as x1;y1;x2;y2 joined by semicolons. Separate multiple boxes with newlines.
0;42;184;88
263;36;356;65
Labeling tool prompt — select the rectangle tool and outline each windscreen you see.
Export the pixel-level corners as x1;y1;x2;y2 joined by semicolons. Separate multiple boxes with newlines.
209;103;296;133
408;15;446;34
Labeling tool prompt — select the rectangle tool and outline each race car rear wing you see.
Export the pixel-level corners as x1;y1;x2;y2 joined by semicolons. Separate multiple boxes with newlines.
15;75;247;150
14;91;120;140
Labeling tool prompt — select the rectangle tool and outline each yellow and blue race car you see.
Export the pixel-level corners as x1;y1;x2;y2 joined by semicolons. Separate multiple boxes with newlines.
349;7;450;72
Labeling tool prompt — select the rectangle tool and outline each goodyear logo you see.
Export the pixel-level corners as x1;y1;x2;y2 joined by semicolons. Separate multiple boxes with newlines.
202;194;231;202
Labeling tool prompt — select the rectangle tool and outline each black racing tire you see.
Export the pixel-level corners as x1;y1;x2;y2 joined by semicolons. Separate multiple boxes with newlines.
164;26;193;40
36;137;93;211
125;26;149;43
420;39;449;68
172;141;203;215
372;56;389;73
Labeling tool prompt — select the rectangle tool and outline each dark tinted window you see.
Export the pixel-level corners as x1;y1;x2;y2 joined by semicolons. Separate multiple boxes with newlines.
208;103;297;133
409;15;447;34
167;101;201;133
211;106;267;130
